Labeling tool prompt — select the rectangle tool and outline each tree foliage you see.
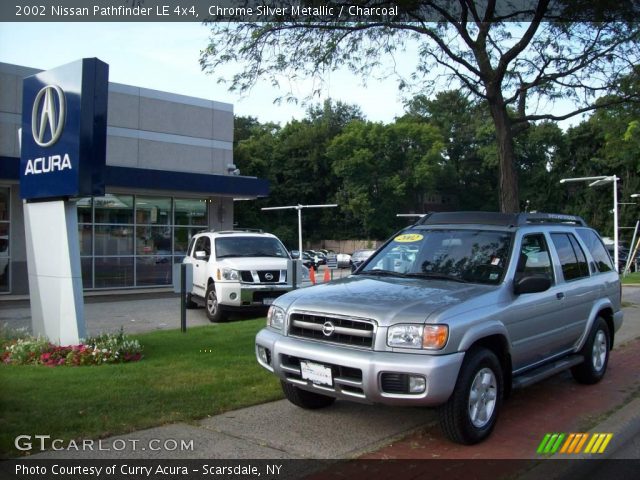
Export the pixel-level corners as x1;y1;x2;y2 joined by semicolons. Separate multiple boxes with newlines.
201;1;640;212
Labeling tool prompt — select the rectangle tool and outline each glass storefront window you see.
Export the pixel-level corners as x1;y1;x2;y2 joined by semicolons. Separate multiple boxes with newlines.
0;188;9;222
174;226;202;254
81;257;93;289
136;256;171;286
136;226;172;255
136;196;171;225
71;194;208;289
175;198;207;226
0;224;9;293
78;225;92;256
77;197;92;223
0;187;10;293
95;194;134;224
95;226;134;256
95;257;134;288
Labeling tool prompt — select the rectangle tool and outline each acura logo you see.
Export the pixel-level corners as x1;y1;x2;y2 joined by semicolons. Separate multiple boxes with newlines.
264;273;274;281
322;321;335;337
31;85;66;147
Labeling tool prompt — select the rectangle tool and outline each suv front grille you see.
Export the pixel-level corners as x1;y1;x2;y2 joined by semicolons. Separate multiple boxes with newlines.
288;312;375;349
239;270;285;284
258;270;281;283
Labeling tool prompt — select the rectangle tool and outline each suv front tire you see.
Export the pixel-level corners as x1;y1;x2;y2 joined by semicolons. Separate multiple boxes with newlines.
439;347;503;445
205;283;228;322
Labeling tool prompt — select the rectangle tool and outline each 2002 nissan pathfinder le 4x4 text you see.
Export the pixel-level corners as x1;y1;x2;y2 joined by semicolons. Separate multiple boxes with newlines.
255;212;623;444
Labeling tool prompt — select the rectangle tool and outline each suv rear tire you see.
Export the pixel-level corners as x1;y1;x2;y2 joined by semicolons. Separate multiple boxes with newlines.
439;347;503;445
205;283;228;322
571;317;610;385
281;381;336;409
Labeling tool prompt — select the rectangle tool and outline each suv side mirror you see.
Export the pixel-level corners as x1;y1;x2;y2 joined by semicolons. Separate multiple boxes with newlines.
290;250;300;259
195;250;208;260
514;275;551;295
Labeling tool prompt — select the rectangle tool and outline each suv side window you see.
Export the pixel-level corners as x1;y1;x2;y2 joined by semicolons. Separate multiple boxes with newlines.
576;228;614;273
516;234;554;283
192;236;211;259
550;233;589;281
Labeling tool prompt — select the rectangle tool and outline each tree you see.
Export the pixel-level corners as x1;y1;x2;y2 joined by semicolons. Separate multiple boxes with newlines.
328;119;445;238
201;1;640;212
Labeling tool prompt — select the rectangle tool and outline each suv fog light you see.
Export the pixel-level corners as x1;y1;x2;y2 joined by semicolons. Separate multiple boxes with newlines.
409;375;426;393
229;292;237;300
257;346;271;366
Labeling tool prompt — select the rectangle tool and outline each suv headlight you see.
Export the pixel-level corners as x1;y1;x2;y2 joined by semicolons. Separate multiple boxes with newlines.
387;324;448;350
267;305;286;330
218;267;239;281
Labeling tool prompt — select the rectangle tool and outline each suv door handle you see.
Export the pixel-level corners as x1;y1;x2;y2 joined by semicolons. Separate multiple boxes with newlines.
556;292;565;300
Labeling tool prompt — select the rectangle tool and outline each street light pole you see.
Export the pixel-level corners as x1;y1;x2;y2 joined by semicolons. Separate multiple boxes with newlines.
262;204;338;255
560;175;620;272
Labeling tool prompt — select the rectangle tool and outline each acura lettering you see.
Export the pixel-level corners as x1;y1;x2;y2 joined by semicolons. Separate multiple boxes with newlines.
24;154;72;175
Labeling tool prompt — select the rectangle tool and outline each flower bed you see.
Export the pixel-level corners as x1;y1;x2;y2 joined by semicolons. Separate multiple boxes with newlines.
1;328;143;366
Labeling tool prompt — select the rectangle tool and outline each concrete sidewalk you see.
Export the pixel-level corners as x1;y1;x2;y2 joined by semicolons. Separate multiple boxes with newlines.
11;287;640;464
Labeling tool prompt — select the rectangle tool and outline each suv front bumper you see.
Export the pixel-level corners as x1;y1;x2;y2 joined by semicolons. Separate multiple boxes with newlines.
255;328;465;406
216;282;291;308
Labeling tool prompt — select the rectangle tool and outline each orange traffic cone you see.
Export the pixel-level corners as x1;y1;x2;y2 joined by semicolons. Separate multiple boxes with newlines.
323;268;330;283
309;266;316;284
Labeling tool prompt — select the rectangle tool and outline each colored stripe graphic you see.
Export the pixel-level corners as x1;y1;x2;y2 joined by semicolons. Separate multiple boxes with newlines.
538;433;613;455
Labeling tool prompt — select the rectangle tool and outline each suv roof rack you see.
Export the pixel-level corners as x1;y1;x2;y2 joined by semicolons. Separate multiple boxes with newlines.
417;211;587;227
216;228;265;234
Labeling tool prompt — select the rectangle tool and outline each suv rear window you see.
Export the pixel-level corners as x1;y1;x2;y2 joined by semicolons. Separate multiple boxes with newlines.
550;233;589;281
577;228;614;273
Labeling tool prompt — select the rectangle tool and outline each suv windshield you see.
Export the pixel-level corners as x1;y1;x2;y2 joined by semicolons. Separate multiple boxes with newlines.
215;237;289;259
359;229;512;285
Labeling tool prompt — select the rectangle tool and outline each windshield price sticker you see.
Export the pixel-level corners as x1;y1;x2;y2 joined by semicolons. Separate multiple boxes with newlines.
300;360;333;386
394;234;424;243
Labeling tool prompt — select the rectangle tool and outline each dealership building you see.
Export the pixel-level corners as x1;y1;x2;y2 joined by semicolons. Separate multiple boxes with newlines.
0;61;268;295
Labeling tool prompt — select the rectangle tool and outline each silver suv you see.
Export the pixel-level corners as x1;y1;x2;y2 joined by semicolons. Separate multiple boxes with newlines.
255;212;623;444
183;230;297;322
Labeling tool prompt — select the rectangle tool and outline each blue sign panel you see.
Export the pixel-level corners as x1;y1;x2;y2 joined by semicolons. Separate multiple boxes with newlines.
20;58;108;200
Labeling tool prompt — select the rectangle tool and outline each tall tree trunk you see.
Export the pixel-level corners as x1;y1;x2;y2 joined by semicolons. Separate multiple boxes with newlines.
488;101;520;213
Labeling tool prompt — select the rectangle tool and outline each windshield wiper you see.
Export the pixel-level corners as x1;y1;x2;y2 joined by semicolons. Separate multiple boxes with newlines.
406;272;469;283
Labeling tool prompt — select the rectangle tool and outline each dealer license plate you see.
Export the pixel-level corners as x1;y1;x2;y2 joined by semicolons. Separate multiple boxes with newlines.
262;298;275;305
300;360;333;386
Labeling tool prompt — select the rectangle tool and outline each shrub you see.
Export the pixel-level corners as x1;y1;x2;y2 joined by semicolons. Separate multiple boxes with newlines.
1;328;143;367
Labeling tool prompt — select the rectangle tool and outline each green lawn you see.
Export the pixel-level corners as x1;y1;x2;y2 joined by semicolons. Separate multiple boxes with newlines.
622;272;640;285
0;319;283;458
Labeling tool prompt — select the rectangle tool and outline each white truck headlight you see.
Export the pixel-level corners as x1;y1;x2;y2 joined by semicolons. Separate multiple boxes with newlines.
267;305;286;330
218;267;239;281
387;324;448;350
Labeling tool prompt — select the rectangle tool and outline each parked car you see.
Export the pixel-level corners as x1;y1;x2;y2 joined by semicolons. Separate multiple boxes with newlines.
304;250;326;266
350;248;376;272
256;212;622;444
336;253;351;268
183;230;308;322
300;252;320;270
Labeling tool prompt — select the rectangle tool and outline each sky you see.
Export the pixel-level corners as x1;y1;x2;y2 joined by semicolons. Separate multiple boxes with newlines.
0;22;415;125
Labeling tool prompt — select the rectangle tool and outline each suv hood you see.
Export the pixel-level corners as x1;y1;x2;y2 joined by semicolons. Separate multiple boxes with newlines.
217;257;289;270
282;275;494;326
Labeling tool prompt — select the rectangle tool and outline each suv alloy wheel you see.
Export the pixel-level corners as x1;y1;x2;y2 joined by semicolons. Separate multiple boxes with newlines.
439;347;503;444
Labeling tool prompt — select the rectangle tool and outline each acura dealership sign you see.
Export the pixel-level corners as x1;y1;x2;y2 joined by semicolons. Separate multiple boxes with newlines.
20;58;109;345
20;58;108;200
